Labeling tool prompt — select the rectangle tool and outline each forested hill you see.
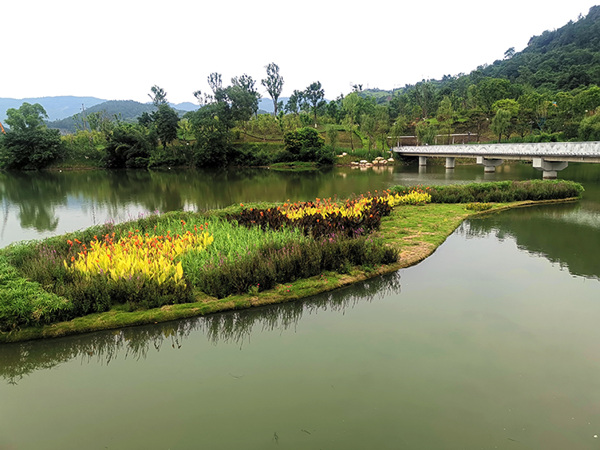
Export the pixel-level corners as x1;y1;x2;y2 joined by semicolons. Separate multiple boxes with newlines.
0;96;106;122
363;5;600;99
479;5;600;90
47;100;158;133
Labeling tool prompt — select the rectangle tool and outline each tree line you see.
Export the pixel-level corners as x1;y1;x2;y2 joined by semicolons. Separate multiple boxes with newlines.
2;4;600;171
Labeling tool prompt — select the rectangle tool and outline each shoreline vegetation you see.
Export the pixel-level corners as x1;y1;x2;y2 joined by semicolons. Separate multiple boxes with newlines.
0;180;584;343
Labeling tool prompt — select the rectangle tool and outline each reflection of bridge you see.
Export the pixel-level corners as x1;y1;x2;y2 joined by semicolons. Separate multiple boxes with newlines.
393;142;600;178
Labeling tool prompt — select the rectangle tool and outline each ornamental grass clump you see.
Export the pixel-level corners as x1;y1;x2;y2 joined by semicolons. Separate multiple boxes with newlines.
400;180;585;204
194;236;398;299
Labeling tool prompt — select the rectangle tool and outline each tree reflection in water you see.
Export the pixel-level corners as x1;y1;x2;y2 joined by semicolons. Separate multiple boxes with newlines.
0;272;402;384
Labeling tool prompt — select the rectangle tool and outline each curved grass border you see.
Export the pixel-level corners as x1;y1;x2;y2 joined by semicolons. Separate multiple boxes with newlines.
0;197;579;343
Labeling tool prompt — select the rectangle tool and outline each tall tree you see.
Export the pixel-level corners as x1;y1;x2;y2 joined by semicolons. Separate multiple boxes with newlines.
154;104;180;150
148;85;168;107
231;74;261;118
491;108;513;142
207;73;223;96
285;90;304;115
4;102;48;131
261;62;284;116
1;103;64;169
304;81;325;124
437;96;455;144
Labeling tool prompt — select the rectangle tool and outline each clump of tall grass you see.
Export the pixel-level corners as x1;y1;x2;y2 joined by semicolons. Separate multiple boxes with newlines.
194;235;398;299
0;255;73;331
391;180;584;204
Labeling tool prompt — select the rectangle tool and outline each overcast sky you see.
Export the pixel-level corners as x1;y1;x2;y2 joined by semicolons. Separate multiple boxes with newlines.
2;1;598;105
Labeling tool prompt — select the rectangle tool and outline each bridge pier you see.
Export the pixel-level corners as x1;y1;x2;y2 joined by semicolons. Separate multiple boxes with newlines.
445;157;455;169
476;156;504;173
419;156;427;166
532;158;568;179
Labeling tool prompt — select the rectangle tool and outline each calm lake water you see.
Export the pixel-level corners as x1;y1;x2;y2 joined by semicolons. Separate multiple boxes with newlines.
1;162;600;449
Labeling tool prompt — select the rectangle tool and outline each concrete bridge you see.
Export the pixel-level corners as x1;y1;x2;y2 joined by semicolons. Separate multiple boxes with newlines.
393;142;600;178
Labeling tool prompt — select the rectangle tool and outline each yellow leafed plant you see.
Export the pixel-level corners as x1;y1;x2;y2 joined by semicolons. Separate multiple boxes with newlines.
64;230;214;287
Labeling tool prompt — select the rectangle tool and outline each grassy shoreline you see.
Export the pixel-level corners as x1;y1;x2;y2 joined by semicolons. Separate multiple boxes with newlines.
0;192;581;343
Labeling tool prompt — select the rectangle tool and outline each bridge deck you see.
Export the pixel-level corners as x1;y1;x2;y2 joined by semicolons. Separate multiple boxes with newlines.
394;142;600;163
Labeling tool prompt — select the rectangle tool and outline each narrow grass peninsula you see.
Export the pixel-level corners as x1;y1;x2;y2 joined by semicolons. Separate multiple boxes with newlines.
0;180;583;343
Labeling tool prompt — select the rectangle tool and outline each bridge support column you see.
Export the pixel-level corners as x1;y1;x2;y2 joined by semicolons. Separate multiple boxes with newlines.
419;156;427;166
532;158;568;179
445;157;455;169
476;156;504;173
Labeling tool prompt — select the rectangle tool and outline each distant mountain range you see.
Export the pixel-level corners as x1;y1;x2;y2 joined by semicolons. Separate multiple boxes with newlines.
0;96;283;132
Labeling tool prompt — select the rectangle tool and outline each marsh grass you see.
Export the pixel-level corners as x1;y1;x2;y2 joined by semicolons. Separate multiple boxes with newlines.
392;180;584;203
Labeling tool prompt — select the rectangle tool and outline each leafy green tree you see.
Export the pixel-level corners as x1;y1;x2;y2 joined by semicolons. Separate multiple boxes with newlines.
492;99;519;139
5;102;47;131
390;115;408;147
104;123;154;168
283;127;331;164
326;125;339;151
326;96;344;123
504;47;516;59
437;96;455;144
415;120;438;145
188;73;261;167
231;74;261;118
187;103;231;167
472;78;514;115
141;86;180;150
154;104;180;150
360;113;376;152
285;90;304;115
207;72;223;94
261;62;284;116
579;110;600;140
374;106;390;150
491;108;513;141
409;81;438;118
148;85;168;107
0;103;64;169
304;81;326;124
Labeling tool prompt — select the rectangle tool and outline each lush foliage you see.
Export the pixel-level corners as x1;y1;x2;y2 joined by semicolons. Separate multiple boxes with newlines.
64;227;213;286
0;103;65;169
228;192;409;238
0;191;405;328
392;180;584;203
5;8;600;171
194;236;397;299
103;123;155;168
282;127;333;164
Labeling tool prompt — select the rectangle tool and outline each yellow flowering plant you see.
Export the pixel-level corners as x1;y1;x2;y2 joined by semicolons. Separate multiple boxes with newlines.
64;227;214;287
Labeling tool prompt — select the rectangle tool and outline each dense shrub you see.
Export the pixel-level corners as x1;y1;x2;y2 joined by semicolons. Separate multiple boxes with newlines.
103;124;155;168
0;128;65;170
282;127;330;164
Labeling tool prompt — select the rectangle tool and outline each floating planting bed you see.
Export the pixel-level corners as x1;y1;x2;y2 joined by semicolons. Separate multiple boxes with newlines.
0;180;583;342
